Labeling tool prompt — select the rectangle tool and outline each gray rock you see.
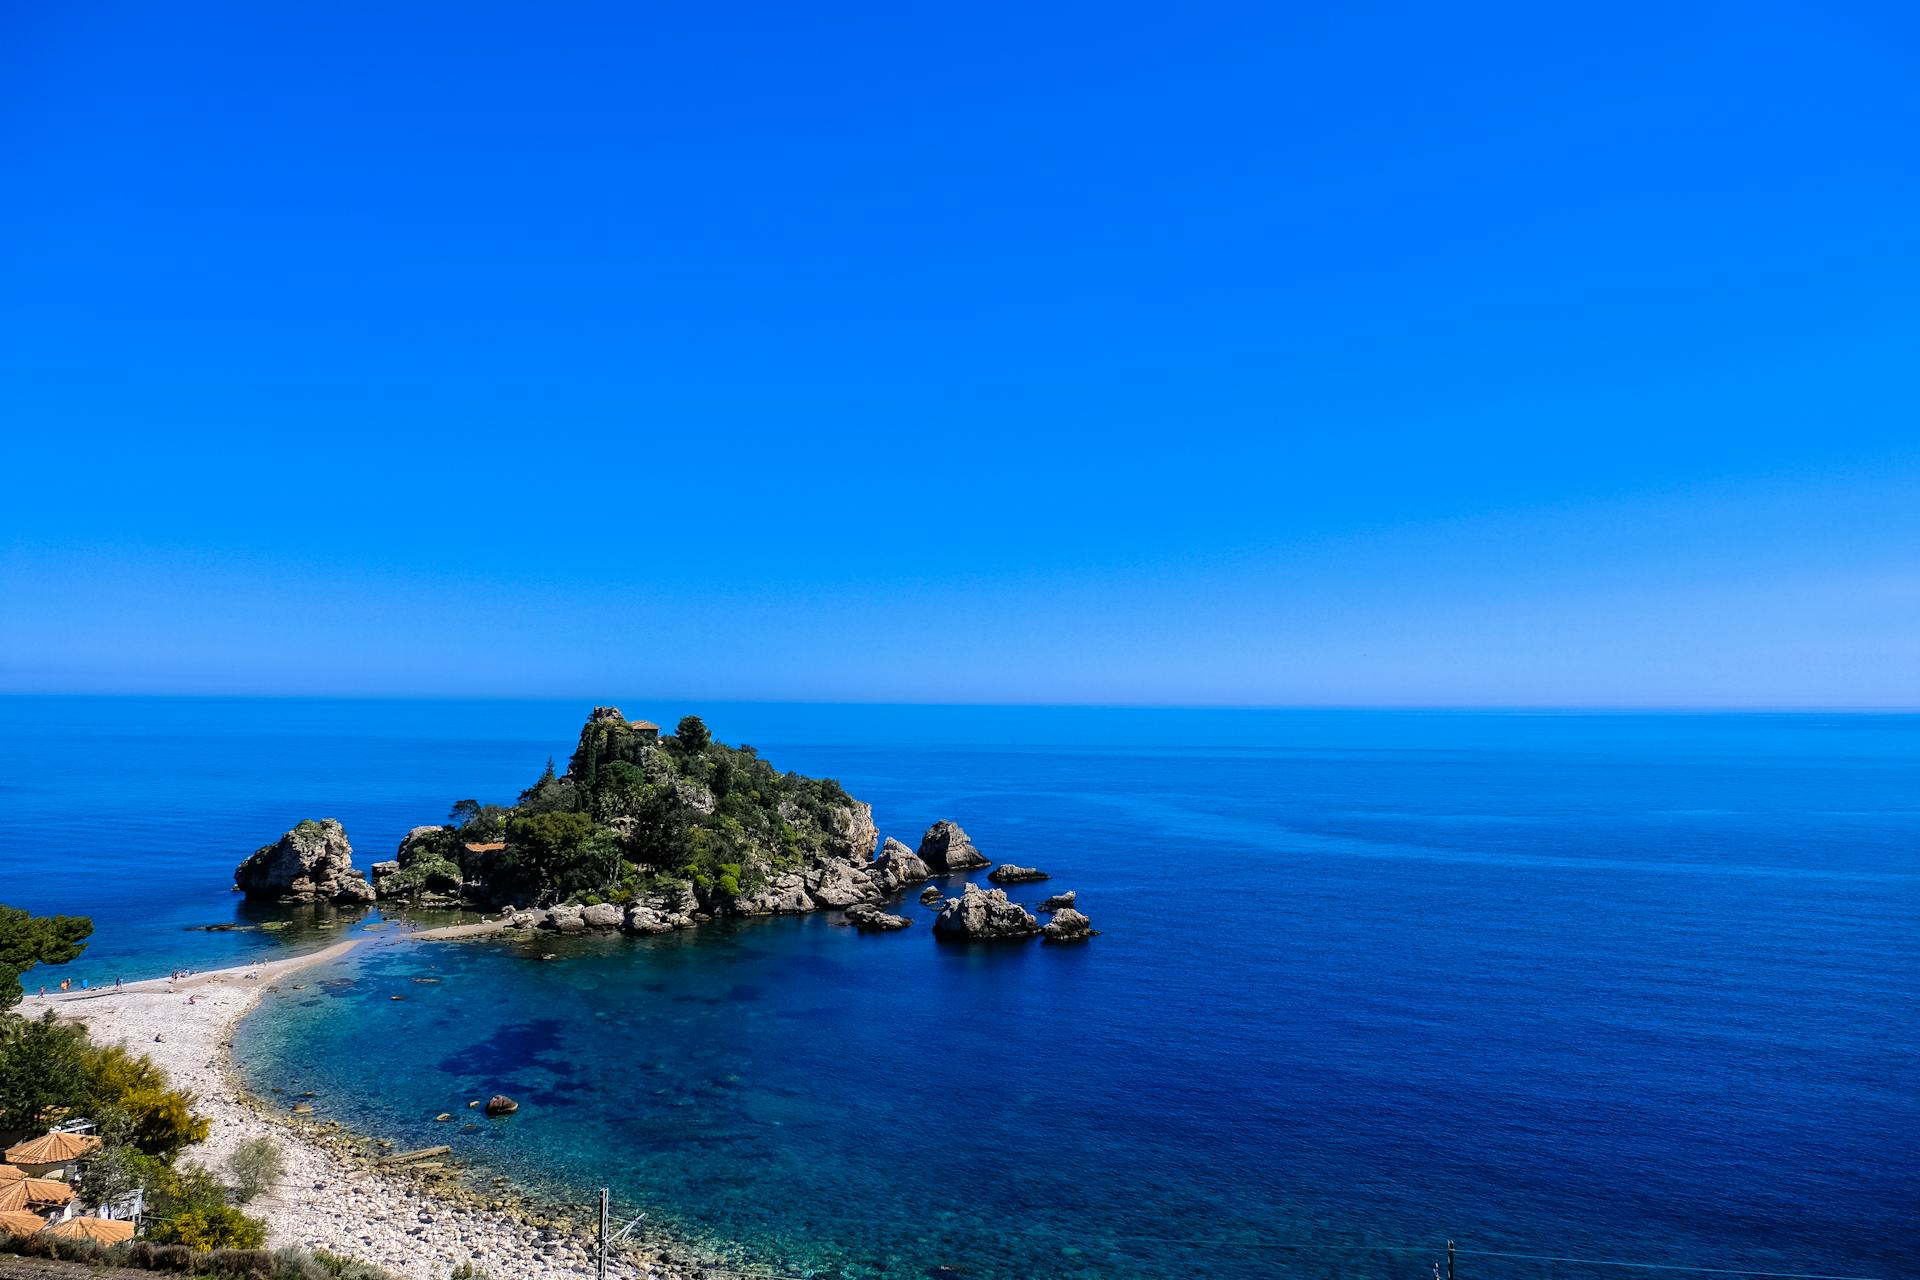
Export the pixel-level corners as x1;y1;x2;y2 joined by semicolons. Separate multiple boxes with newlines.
931;883;1040;942
234;819;375;905
844;902;912;932
870;837;932;893
917;820;991;872
919;884;946;905
1039;890;1077;912
732;872;814;915
988;864;1049;884
1041;907;1097;943
581;902;624;930
805;860;882;907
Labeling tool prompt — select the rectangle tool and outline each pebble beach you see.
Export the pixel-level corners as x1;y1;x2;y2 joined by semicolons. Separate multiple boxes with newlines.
22;934;719;1280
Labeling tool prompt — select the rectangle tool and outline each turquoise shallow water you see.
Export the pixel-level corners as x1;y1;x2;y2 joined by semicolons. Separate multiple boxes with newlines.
4;699;1917;1279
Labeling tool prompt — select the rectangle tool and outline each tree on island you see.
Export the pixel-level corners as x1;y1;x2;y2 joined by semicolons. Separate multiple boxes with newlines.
675;715;711;751
0;903;92;1009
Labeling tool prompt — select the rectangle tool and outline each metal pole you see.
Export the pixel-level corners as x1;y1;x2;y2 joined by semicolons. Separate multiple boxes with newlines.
598;1187;609;1280
1447;1238;1455;1280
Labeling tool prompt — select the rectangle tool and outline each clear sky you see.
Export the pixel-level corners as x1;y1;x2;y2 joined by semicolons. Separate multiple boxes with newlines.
2;1;1915;705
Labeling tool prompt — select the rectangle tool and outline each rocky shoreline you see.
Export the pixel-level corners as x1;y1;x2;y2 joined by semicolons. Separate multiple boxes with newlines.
22;942;759;1280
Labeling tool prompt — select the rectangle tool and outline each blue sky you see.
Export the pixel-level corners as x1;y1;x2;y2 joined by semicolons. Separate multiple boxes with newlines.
2;1;1915;705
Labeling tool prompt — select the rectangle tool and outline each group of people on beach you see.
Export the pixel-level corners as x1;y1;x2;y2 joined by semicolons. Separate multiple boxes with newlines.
36;975;125;997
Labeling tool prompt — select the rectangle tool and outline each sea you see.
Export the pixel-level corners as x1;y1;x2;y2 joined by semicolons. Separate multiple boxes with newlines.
2;696;1914;1280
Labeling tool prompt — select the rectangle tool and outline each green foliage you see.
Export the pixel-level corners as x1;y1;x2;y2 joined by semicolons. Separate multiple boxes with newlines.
0;903;93;1009
0;1010;89;1130
675;715;712;751
85;1040;212;1159
149;1203;269;1251
227;1135;286;1204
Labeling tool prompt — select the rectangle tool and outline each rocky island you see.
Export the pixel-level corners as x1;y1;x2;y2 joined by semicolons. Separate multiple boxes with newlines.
234;707;1096;946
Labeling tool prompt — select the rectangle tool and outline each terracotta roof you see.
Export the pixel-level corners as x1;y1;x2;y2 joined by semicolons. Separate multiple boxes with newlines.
463;841;505;854
0;1209;47;1238
42;1215;134;1244
628;720;660;731
0;1166;23;1184
0;1177;73;1212
4;1132;100;1165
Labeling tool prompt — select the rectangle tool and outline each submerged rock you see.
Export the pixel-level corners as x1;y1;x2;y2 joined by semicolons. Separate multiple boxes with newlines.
917;820;991;872
234;819;375;905
870;837;932;893
844;902;912;932
988;864;1049;884
1041;908;1097;943
931;884;1040;942
1039;890;1077;912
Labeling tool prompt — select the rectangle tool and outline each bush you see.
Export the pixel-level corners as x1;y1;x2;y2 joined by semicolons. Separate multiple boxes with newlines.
148;1202;268;1250
227;1134;286;1203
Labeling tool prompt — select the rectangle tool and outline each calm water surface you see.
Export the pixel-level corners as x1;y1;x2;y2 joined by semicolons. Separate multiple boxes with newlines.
3;698;1915;1279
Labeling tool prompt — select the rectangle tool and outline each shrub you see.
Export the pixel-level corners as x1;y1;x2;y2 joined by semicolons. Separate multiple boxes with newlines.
227;1134;286;1203
149;1203;268;1251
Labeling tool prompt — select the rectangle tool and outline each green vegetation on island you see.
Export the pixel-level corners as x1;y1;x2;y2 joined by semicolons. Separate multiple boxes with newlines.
380;708;874;911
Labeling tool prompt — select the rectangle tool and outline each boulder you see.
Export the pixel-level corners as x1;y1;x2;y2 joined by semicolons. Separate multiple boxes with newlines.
733;872;814;916
870;838;932;893
988;864;1049;884
805;860;881;908
1039;890;1077;912
919;884;946;905
234;819;375;905
844;903;912;932
931;884;1040;942
1041;908;1097;943
539;905;588;934
484;1095;519;1116
370;860;402;891
581;902;624;930
917;820;990;872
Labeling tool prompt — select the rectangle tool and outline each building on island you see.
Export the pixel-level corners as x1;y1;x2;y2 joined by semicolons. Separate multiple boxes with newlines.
628;719;660;740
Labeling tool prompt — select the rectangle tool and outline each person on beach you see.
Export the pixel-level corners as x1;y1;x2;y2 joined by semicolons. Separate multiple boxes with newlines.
115;976;123;991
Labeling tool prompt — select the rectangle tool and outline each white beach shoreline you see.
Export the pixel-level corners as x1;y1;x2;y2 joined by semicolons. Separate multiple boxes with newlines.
20;931;719;1280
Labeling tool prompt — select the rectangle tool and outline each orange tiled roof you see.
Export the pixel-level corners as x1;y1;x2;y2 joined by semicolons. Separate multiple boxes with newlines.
4;1132;100;1165
463;841;505;854
42;1216;134;1244
0;1177;72;1212
628;720;660;731
0;1209;48;1238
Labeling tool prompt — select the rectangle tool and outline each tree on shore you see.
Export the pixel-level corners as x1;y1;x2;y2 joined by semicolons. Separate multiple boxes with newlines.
0;904;92;1008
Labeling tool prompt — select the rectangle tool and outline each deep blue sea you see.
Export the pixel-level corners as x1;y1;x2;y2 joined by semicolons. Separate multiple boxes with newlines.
3;697;1915;1280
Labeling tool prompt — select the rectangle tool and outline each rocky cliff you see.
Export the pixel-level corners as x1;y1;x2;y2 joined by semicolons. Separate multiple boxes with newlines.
234;819;375;904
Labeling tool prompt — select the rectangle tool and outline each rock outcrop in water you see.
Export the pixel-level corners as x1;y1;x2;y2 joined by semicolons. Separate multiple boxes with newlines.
844;902;912;932
1039;890;1076;912
988;864;1049;884
870;837;932;893
1041;907;1096;942
931;884;1041;941
917;820;991;872
234;819;374;905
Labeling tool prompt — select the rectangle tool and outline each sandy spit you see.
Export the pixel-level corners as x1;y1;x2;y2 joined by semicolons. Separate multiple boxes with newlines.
21;935;746;1280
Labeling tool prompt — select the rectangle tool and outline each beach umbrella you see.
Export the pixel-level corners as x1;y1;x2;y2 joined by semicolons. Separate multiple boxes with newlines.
3;1132;101;1166
0;1210;47;1239
41;1216;135;1245
0;1177;72;1212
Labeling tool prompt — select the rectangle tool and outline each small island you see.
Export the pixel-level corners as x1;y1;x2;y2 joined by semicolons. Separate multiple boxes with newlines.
234;707;1095;946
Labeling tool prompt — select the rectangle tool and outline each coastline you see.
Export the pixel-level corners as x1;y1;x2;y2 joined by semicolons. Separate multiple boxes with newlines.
22;933;732;1280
